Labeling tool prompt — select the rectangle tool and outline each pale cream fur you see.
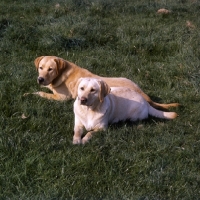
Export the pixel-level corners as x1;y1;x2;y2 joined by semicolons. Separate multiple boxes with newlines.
73;78;177;144
28;55;179;110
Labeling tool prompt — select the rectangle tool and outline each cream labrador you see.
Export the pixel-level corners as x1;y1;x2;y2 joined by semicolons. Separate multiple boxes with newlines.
73;78;177;144
29;56;179;110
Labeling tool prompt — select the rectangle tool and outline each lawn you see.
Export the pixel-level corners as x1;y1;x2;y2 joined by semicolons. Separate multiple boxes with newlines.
0;0;200;199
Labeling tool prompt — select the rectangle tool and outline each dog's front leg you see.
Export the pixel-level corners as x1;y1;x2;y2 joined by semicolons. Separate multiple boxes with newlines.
73;128;84;145
32;91;69;100
24;91;70;100
81;130;97;144
73;117;84;144
82;127;106;144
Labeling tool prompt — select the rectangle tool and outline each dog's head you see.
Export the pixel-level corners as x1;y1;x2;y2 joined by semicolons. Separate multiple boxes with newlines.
34;56;68;86
75;78;110;107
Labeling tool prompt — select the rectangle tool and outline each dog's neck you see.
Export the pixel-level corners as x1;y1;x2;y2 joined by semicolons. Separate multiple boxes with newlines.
79;98;107;113
51;61;87;88
52;67;73;88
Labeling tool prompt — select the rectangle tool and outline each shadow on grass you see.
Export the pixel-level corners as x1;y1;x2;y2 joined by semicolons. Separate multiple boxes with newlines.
109;116;168;130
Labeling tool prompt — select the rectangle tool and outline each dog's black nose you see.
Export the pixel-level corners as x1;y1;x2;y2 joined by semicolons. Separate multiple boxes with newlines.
80;97;87;105
38;77;44;84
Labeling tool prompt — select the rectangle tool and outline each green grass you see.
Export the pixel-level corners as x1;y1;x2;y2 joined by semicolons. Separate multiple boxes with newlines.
0;0;200;199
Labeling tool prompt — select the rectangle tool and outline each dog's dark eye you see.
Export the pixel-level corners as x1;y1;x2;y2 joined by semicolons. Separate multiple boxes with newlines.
48;68;53;71
80;87;84;91
90;88;95;92
39;67;43;70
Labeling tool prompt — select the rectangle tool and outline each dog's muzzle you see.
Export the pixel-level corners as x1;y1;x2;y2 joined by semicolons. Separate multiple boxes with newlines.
80;97;87;105
38;77;44;84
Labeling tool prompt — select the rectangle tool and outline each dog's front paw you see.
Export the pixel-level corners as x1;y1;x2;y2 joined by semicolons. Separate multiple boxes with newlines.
33;92;43;95
73;137;82;145
23;92;40;97
81;136;90;145
23;93;30;97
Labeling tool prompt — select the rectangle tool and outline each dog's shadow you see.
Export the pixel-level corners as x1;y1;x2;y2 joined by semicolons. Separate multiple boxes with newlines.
108;116;167;130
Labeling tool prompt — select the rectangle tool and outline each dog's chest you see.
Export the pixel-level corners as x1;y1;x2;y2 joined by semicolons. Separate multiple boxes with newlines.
76;106;106;131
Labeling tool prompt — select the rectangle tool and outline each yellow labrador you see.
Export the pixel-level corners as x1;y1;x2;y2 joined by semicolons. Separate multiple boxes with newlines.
73;78;177;144
30;56;179;110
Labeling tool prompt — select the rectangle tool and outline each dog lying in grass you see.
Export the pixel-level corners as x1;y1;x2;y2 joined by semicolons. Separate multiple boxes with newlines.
73;78;177;144
30;56;179;110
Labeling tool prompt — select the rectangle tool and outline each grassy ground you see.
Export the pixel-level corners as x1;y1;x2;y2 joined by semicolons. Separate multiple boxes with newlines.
0;0;200;199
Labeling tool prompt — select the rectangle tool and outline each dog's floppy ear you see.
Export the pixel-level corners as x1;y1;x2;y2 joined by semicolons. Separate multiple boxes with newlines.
54;58;68;75
98;80;111;102
34;56;44;70
69;78;83;99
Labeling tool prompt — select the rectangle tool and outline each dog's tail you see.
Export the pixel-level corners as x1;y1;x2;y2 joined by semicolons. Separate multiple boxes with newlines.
148;105;178;119
135;89;180;110
149;101;180;110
